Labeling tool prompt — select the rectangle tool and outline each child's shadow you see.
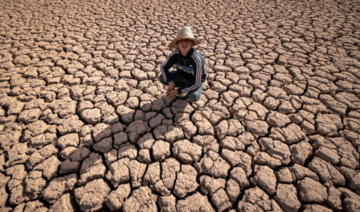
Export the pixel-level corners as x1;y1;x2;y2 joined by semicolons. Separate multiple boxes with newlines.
78;97;194;165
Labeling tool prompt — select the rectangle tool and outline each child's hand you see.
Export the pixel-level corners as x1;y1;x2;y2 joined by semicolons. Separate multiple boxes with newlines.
167;81;175;91
166;89;178;98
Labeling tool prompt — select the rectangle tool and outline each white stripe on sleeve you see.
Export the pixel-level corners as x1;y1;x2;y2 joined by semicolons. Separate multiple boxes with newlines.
182;53;202;94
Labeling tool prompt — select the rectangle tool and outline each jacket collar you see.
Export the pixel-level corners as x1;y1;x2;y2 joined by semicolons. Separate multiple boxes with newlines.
181;48;194;58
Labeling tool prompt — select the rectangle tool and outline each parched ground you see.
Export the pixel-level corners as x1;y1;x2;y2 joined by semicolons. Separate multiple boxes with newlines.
0;0;360;211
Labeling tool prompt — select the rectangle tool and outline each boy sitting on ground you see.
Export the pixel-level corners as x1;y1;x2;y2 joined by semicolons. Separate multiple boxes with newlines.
158;26;206;102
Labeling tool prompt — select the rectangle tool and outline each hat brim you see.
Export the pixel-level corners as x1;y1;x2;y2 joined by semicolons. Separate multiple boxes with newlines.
168;37;200;49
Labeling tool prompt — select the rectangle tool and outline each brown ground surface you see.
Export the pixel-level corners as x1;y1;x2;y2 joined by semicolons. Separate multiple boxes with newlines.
0;0;360;211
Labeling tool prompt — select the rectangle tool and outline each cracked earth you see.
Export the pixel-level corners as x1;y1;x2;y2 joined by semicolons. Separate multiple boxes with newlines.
0;0;360;211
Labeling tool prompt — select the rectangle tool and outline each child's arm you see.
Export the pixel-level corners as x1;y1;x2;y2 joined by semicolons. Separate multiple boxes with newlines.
178;54;205;94
160;49;179;83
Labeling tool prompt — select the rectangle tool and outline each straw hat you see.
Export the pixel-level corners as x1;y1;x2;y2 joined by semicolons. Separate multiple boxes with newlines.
168;26;200;49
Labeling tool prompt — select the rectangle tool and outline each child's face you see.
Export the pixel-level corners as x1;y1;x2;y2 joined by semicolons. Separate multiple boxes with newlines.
177;39;193;53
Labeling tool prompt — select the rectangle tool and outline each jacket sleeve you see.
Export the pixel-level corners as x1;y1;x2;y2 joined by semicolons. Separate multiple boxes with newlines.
178;53;205;95
160;50;179;83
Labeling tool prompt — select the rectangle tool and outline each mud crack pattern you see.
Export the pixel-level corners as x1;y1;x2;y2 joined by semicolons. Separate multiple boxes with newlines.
0;0;360;211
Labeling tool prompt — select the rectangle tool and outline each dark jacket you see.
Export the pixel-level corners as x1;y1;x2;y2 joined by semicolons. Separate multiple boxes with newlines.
160;48;206;94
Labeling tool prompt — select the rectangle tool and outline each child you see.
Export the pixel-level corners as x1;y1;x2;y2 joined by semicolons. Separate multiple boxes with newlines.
158;26;206;102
